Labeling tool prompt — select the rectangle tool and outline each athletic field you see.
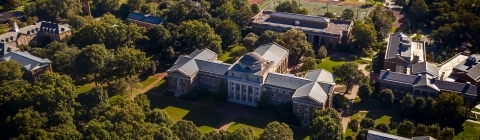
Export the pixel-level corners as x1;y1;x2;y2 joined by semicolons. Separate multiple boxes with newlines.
256;0;371;20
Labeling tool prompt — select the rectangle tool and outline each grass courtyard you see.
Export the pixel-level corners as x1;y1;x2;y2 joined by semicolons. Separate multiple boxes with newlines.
218;46;243;63
262;0;371;20
147;94;224;134
226;117;310;140
316;57;347;72
454;121;480;140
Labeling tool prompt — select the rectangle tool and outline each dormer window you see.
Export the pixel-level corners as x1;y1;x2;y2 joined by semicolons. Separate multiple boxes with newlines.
245;66;251;71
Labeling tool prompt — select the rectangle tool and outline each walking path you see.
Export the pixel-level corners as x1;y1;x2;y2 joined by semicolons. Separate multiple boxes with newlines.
130;72;167;100
466;120;480;125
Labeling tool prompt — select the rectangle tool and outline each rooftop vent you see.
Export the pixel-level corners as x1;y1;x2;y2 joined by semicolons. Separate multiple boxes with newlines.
27;31;30;34
6;38;9;42
295;21;300;25
10;36;13;40
417;74;422;77
61;28;65;31
467;82;471;85
387;69;390;71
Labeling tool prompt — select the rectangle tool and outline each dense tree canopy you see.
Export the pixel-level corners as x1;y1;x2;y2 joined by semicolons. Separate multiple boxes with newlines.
175;20;222;54
275;29;315;64
332;62;367;94
275;1;308;15
379;89;394;105
259;121;293;140
0;61;23;83
351;21;377;50
309;116;344;140
341;9;354;20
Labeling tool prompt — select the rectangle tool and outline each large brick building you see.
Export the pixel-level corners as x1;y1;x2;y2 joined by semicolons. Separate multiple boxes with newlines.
1;51;52;82
167;43;336;126
0;21;71;51
379;32;478;107
251;11;353;49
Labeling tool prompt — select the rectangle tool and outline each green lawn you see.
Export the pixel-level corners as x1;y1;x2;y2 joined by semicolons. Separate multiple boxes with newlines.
454;121;480;140
472;107;480;113
109;94;123;104
148;79;167;93
1;0;33;12
227;118;268;136
218;46;242;62
141;77;158;88
352;100;400;111
347;111;404;138
147;94;224;134
316;57;347;72
77;82;95;94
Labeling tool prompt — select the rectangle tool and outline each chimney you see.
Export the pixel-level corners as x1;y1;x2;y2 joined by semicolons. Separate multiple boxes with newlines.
10;36;13;40
6;38;9;42
61;28;65;32
27;31;30;34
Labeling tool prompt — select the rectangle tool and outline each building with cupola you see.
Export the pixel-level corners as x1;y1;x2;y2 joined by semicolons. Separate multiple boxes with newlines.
167;43;336;126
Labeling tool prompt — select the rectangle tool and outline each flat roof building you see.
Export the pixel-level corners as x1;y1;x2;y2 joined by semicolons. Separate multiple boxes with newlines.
126;12;165;30
251;11;353;49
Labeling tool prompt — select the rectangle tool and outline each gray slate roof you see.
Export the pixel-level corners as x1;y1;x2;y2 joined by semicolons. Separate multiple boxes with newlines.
265;73;313;89
254;43;288;68
412;136;437;140
367;130;410;140
452;54;480;81
127;12;165;24
0;43;19;56
386;32;412;61
168;49;231;77
189;49;217;61
411;62;439;77
305;69;335;84
265;70;336;104
1;51;51;71
380;70;477;96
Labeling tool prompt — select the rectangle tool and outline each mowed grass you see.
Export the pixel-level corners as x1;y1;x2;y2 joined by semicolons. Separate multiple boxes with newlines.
147;94;224;134
316;57;346;72
263;0;371;20
472;107;480;113
141;77;158;88
218;46;242;62
454;121;480;140
227;118;268;136
347;111;404;138
77;82;95;94
148;79;167;93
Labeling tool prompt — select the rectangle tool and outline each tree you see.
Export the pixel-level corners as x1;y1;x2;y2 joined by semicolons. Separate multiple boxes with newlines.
275;29;314;64
427;124;441;138
216;19;241;48
259;121;294;140
324;12;335;18
397;120;415;138
332;94;348;110
409;0;429;24
67;15;94;29
215;2;235;20
360;118;375;129
176;20;222;54
350;20;376;40
375;123;390;133
84;86;109;107
146;25;171;49
347;119;359;132
316;45;328;59
332;62;366;94
0;61;23;83
125;76;141;95
251;3;260;14
301;57;316;71
161;46;176;64
230;126;255;140
214;80;228;101
202;130;230;140
257;88;270;109
72;21;109;48
371;7;395;40
92;0;121;17
438;127;455;140
232;5;255;28
309;116;344;140
256;30;279;46
358;84;372;101
414;123;428;136
36;0;82;20
356;129;369;140
147;108;174;127
313;108;341;124
4;0;21;10
413;97;426;115
379;89;394;105
75;44;112;85
242;33;259;51
275;1;308;15
127;0;146;11
24;3;37;16
111;47;149;78
400;94;415;113
155;127;179;140
170;120;201;140
435;92;468;126
341;9;354;20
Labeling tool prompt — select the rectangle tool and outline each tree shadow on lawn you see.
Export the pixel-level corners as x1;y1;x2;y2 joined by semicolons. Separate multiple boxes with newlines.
146;94;224;132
